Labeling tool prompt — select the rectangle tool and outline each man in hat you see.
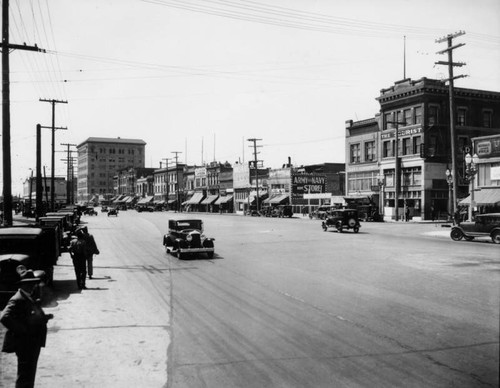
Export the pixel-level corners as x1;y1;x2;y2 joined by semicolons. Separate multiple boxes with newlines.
0;266;54;388
69;228;88;289
79;226;100;279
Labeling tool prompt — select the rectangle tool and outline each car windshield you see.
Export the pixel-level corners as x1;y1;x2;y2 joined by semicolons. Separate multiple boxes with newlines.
176;220;202;230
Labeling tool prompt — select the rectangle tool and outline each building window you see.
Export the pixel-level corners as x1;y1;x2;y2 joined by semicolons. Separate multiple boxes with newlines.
383;141;392;158
404;109;412;126
428;105;439;125
384;113;393;130
413;136;422;154
483;110;492;128
414;106;422;124
396;111;403;126
457;107;467;126
402;138;411;155
350;144;361;163
365;141;376;162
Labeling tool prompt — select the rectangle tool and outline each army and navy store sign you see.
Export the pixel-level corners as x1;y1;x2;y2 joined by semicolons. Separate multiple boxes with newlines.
291;174;326;198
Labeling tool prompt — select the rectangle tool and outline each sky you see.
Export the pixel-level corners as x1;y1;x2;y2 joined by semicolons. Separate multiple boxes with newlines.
2;0;499;195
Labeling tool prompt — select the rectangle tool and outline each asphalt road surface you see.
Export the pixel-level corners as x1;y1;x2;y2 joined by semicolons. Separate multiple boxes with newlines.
1;210;498;387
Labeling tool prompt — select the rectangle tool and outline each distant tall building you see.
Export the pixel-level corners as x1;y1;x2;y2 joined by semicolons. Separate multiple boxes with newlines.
76;137;146;203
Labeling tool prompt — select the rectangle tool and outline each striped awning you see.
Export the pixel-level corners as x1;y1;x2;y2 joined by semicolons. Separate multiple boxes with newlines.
201;195;219;205
459;188;500;206
182;192;204;205
215;195;233;205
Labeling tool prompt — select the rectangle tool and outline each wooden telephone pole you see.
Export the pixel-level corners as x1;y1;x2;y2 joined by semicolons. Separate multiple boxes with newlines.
247;138;263;212
40;99;68;211
2;0;45;225
435;31;467;217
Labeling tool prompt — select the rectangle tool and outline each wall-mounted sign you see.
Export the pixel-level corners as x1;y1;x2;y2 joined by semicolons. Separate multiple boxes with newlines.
381;127;422;139
475;136;500;158
291;174;325;198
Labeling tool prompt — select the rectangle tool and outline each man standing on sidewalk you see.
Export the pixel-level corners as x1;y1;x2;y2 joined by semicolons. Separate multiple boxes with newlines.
79;226;100;279
0;267;54;388
69;229;88;289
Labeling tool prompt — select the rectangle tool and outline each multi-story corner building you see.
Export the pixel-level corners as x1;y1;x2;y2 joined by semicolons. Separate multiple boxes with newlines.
232;161;269;214
459;134;500;214
23;176;67;206
346;77;500;221
76;137;146;203
153;163;186;210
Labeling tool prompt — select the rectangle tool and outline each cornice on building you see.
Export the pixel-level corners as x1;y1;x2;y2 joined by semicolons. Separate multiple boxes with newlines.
377;77;500;104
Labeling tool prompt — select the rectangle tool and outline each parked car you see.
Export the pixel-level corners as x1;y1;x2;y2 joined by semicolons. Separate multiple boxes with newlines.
108;208;119;217
450;213;500;244
0;226;60;306
101;205;109;213
310;205;337;220
163;219;215;259
322;209;361;233
83;206;98;216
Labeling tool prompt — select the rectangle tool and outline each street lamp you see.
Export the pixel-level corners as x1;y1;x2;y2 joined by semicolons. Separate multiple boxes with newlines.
465;152;479;221
445;168;453;222
376;173;385;219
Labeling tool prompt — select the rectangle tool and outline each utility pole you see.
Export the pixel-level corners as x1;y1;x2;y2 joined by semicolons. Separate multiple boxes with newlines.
171;152;182;212
61;143;76;205
40;99;68;211
2;0;45;225
247;138;263;212
36;124;43;218
435;31;467;217
163;158;172;208
386;117;406;221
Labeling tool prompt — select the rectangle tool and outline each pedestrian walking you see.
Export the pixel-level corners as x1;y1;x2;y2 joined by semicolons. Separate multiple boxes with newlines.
69;228;88;289
80;226;100;279
0;266;54;388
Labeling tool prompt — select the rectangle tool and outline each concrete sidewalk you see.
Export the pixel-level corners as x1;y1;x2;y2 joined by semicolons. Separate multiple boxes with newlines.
1;252;169;388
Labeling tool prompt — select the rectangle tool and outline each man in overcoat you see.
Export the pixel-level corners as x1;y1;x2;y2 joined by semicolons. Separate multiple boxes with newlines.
0;267;53;387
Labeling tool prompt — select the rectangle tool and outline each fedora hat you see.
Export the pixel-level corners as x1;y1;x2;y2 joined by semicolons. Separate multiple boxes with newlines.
16;265;41;284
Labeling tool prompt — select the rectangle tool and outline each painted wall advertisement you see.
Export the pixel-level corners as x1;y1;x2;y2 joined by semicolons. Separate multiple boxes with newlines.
291;174;326;198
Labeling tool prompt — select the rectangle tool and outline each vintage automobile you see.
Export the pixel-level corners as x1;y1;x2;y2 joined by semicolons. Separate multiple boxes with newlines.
321;209;361;233
163;219;215;259
450;213;500;244
0;227;59;306
108;208;119;217
101;205;109;212
83;206;98;216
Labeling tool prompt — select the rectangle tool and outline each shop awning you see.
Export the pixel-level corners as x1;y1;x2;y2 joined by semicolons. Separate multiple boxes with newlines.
215;195;233;205
268;194;289;204
124;196;134;203
167;199;177;204
459;188;500;206
182;192;204;205
137;196;154;204
201;195;219;205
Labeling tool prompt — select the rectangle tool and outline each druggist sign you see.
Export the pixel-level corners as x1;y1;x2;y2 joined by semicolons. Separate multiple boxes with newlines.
291;174;326;199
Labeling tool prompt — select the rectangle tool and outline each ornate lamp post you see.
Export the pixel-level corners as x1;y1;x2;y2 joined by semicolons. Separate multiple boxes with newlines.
465;153;479;221
445;168;453;222
376;173;385;219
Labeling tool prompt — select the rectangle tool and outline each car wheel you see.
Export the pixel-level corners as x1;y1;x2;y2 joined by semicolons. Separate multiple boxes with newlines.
450;228;464;241
491;231;500;244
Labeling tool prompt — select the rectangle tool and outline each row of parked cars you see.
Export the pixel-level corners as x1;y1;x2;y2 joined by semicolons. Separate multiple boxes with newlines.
0;206;83;308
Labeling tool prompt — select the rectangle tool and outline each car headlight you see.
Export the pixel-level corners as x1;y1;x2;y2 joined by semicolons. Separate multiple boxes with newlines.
186;234;193;242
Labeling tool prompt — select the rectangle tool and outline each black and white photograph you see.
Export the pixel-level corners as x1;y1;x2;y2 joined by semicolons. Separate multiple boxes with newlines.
1;0;499;387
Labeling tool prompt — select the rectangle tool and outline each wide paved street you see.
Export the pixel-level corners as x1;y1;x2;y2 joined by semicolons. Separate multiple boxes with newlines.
1;210;499;387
